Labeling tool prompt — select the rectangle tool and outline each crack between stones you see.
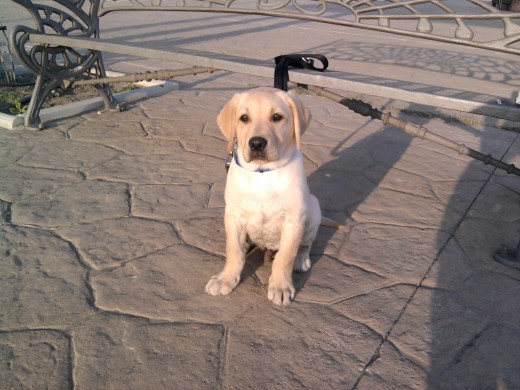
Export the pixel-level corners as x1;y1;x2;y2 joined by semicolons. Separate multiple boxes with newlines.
216;325;229;390
331;282;417;306
205;183;216;208
0;326;75;389
138;122;149;137
452;324;490;366
178;140;227;162
497;180;520;197
0;198;12;223
348;219;449;234
89;242;181;272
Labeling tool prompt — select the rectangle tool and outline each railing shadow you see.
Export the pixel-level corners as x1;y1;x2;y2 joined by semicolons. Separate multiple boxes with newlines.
424;112;520;388
294;103;413;290
293;90;519;386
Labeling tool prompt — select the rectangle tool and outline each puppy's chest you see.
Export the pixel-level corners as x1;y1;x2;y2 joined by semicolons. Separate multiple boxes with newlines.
234;188;291;250
241;203;285;250
226;168;305;249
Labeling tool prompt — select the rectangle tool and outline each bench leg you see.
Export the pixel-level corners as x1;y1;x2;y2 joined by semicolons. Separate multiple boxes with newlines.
11;26;118;129
23;74;59;129
21;54;119;130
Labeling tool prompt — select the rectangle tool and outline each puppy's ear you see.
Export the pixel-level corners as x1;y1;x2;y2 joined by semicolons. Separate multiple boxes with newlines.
284;93;311;150
217;93;242;153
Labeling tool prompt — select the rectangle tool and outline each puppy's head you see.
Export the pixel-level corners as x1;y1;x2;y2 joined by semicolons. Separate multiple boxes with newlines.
217;87;311;170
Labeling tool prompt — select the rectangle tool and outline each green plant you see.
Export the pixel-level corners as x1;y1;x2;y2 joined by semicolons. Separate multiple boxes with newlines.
120;84;137;92
9;99;27;115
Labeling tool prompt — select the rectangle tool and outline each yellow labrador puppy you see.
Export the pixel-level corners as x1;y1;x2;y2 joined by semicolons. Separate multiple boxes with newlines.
205;87;321;306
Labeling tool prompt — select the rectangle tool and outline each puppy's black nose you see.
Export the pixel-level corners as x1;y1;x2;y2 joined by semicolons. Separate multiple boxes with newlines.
249;136;268;152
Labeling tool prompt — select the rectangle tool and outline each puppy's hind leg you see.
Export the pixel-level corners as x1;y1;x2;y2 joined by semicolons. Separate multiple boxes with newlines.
293;245;312;272
294;195;321;273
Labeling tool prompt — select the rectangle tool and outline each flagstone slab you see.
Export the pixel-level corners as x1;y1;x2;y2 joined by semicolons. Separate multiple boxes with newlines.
143;119;206;139
338;223;449;284
431;324;520;389
92;137;185;156
17;139;120;171
0;165;84;201
82;106;148;122
351;187;460;231
336;284;417;336
252;253;388;305
420;238;475;291
465;180;520;223
304;118;383;148
456;271;520;326
91;244;264;323
0;131;34;147
303;142;377;171
12;180;129;228
294;255;388;304
0;330;72;390
0;146;31;167
310;222;350;258
371;167;482;204
87;152;224;185
56;217;180;270
225;302;381;389
74;313;224;390
308;170;379;213
132;183;214;221
362;285;520;389
180;136;229;160
66;120;147;140
207;181;226;208
430;179;487;214
1;224;94;328
382;287;490;370
174;90;230;113
454;210;520;273
356;341;428;390
141;94;218;122
174;209;226;257
391;143;494;181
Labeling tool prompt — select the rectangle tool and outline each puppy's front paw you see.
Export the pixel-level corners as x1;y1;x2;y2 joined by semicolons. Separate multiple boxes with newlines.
268;276;295;306
205;273;239;296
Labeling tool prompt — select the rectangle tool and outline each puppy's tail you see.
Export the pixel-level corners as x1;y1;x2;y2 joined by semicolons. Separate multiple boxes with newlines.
320;216;347;232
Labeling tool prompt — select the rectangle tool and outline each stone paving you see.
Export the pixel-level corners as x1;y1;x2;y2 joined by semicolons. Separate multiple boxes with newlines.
1;69;519;389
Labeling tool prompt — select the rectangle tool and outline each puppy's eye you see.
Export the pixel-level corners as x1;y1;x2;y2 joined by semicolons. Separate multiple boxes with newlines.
272;113;283;122
239;114;249;123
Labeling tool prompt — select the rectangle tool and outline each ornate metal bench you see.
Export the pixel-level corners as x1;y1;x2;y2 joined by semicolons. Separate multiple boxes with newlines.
9;0;520;129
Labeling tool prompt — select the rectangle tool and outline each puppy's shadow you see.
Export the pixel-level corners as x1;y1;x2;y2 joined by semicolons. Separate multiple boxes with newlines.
293;124;412;291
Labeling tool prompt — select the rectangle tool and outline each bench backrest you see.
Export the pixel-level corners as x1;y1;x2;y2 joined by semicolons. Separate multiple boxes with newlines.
12;0;520;56
97;0;520;56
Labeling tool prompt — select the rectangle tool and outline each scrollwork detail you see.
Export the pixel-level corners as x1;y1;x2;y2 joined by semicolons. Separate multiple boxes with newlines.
256;0;327;16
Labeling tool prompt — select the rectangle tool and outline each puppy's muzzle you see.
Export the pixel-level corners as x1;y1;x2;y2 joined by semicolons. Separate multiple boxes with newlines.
249;136;268;152
248;136;269;160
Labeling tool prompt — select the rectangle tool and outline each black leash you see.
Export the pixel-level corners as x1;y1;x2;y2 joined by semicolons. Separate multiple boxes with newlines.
274;54;328;91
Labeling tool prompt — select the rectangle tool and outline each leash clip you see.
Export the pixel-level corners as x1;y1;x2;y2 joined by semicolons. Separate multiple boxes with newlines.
225;138;238;172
